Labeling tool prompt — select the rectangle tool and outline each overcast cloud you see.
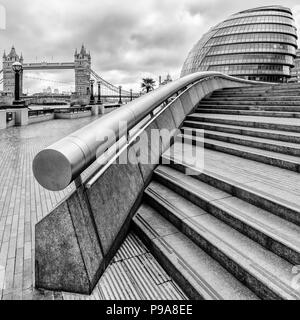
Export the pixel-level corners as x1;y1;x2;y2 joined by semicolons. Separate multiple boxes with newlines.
0;0;300;93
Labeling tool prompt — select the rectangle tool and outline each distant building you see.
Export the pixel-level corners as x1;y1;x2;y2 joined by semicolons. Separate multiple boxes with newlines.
290;49;300;82
159;74;173;86
54;89;59;94
74;45;91;96
181;6;298;83
2;46;23;96
46;86;52;94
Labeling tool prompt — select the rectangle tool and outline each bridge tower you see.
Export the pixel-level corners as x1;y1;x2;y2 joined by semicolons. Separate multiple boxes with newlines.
74;45;91;96
2;46;23;96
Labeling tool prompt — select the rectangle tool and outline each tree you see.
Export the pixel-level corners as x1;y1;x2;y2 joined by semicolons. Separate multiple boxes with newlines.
141;78;156;93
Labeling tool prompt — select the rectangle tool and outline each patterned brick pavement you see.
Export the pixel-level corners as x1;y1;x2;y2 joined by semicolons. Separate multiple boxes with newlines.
0;116;186;300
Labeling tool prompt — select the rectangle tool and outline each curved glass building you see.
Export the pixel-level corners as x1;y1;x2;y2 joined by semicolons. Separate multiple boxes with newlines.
181;6;298;82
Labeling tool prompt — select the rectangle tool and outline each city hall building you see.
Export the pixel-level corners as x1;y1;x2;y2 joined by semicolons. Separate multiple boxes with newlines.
291;49;300;82
181;6;298;83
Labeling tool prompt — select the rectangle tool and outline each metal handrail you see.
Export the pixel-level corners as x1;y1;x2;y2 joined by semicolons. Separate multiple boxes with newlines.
33;72;263;191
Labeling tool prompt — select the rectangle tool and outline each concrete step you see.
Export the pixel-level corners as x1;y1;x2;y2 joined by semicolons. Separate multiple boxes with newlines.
181;127;300;156
132;204;259;300
197;104;300;112
267;89;300;94
187;113;300;133
162;148;300;228
200;100;300;106
143;181;300;300
272;84;300;90
205;96;300;102
153;165;300;265
178;133;300;172
221;86;272;92
211;90;300;98
195;108;300;118
221;84;300;92
183;121;300;144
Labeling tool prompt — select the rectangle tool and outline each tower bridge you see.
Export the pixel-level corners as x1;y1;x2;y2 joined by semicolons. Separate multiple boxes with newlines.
0;45;136;98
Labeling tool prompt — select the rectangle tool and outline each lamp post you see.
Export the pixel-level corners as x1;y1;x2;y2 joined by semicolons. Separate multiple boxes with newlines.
90;80;95;105
118;86;122;105
12;62;25;107
97;81;102;105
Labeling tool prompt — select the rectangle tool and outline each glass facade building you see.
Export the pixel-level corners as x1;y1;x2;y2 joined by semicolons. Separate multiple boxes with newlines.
181;6;298;82
290;49;300;82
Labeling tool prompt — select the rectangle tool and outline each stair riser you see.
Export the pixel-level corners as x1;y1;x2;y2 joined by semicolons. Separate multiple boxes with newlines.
166;159;300;227
132;220;205;300
143;193;281;300
221;86;300;92
153;170;300;264
179;135;299;172
206;97;300;102
196;109;300;118
182;130;300;156
198;105;300;112
204;141;299;173
212;94;265;97
186;116;300;133
200;101;300;106
212;92;300;98
183;122;300;144
221;88;272;92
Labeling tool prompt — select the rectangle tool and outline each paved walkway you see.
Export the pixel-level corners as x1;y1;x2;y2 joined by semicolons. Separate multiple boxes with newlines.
0;117;186;300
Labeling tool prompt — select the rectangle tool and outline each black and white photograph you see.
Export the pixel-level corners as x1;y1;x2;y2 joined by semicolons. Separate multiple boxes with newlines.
0;0;300;308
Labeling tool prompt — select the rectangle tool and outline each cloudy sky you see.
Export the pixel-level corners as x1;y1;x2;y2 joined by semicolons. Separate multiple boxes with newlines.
0;0;300;93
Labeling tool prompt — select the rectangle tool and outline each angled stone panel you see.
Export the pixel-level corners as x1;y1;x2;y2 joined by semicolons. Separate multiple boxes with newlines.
67;188;104;288
170;98;185;128
180;91;194;114
188;86;200;107
35;201;91;294
194;82;206;100
154;107;178;153
86;146;144;255
132;121;161;183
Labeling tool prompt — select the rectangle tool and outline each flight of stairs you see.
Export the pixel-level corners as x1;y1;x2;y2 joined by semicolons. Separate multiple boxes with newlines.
132;83;300;300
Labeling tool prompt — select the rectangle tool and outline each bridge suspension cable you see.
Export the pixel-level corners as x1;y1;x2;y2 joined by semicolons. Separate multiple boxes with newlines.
90;69;133;96
24;75;74;85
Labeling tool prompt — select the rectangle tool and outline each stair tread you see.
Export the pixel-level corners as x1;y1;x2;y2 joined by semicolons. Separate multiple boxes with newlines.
206;96;300;99
154;165;300;253
212;93;300;96
145;181;300;300
183;121;300;138
180;133;300;164
182;127;300;150
164;141;300;211
198;104;300;110
134;204;259;300
197;109;300;116
189;113;300;126
200;101;300;106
